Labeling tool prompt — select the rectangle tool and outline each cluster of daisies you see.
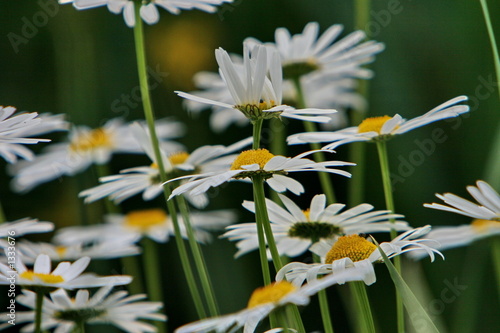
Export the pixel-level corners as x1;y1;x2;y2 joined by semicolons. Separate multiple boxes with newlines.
1;1;498;333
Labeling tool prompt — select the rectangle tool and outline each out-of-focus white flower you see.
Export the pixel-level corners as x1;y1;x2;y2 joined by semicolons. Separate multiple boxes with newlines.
0;218;54;238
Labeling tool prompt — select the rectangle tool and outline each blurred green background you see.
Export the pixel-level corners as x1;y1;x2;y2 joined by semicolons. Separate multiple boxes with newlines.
1;0;499;332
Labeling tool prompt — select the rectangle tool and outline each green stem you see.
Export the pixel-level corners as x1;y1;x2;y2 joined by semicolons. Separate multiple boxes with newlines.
313;253;335;333
176;195;220;316
375;141;403;333
349;281;376;333
34;290;44;333
75;320;85;333
291;77;337;204
0;199;6;223
493;239;500;300
253;118;264;149
132;2;206;319
479;0;500;96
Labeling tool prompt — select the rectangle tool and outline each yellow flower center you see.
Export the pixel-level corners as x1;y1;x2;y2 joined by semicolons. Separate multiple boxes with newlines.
230;149;275;170
247;281;297;308
259;99;276;110
325;234;377;264
358;116;393;134
125;209;167;232
168;152;190;165
303;209;311;221
69;128;111;152
55;246;67;257
471;219;498;232
19;271;65;284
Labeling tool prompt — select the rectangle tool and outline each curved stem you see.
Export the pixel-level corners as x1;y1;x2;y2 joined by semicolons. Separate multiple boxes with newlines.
375;141;403;333
176;195;220;316
34;290;44;333
132;2;206;320
292;77;337;204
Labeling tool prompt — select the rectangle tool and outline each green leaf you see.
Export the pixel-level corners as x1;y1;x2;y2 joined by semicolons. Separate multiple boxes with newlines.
375;240;440;333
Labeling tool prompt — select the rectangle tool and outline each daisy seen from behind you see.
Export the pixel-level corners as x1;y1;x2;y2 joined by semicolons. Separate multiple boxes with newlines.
0;253;132;290
166;148;354;199
61;0;233;27
176;43;336;124
406;180;500;258
223;193;410;258
277;226;443;286
174;267;366;333
287;96;470;149
0;286;166;333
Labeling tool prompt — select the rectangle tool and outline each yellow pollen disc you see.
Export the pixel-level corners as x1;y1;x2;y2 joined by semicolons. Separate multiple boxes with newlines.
303;209;311;222
230;149;275;170
19;271;65;284
247;281;297;308
69;128;111;152
471;219;498;232
168;152;190;165
358;116;393;134
259;99;276;110
125;209;167;232
150;162;158;169
325;234;377;264
55;246;67;257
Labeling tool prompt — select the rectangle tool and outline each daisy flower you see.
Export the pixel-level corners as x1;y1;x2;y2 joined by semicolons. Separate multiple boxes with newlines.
0;239;140;264
222;193;410;258
166;148;354;199
276;226;443;286
54;208;235;245
0;286;166;333
79;123;252;208
0;218;54;238
287;96;470;149
405;180;500;259
176;43;336;124
62;0;233;27
174;268;365;333
0;253;132;290
9;118;183;192
245;22;384;81
0;107;67;164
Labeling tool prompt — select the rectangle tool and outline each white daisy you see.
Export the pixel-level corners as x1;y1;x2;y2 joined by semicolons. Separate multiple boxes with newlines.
0;253;132;290
0;239;140;264
53;208;235;245
9;118;183;193
424;180;500;220
223;193;410;258
287;96;470;149
79;124;252;208
0;286;166;333
0;218;54;238
185;67;362;132
63;0;233;27
0;107;67;164
166;148;354;199
245;22;385;81
176;43;336;124
174;268;365;333
276;226;443;286
403;180;500;259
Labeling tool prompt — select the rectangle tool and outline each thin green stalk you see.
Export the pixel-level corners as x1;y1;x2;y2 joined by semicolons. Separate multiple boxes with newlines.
375;141;403;333
291;77;336;204
349;281;376;333
176;195;219;316
349;0;371;207
0;199;6;223
34;290;44;333
253;118;264;149
142;238;167;332
479;0;500;95
313;253;334;333
74;320;85;333
132;2;206;319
